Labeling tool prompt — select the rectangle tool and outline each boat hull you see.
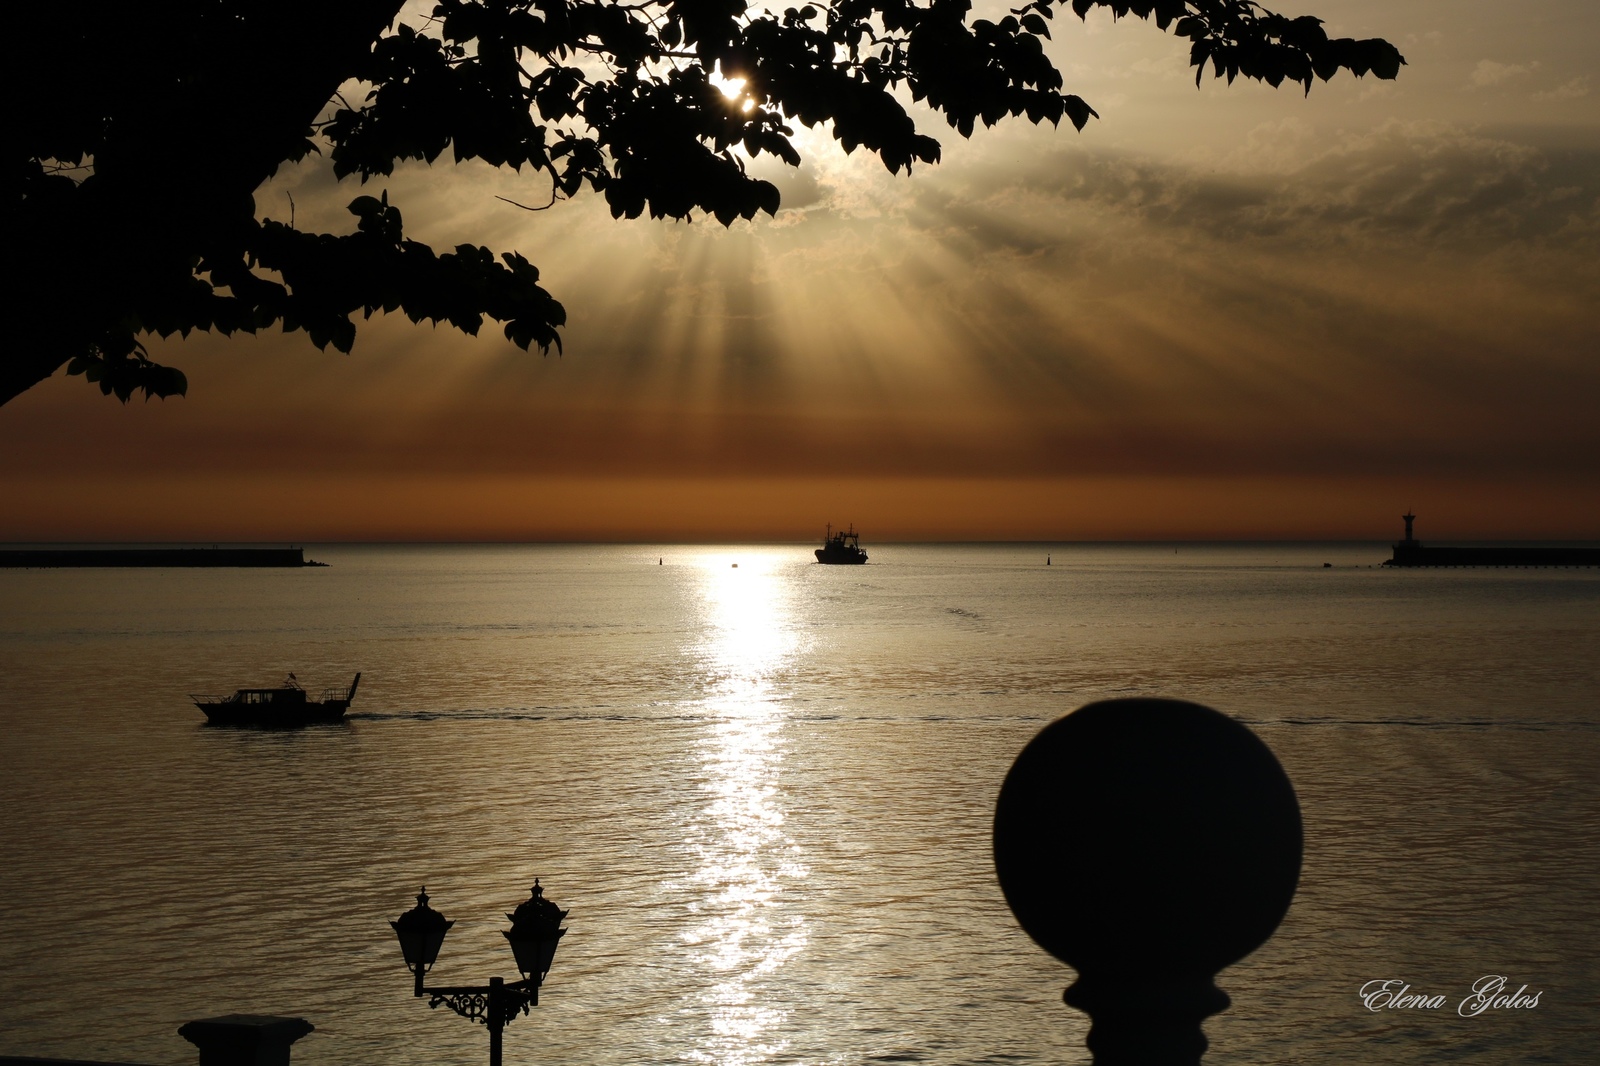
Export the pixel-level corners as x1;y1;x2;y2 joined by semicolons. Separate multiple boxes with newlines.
197;700;351;726
815;548;868;564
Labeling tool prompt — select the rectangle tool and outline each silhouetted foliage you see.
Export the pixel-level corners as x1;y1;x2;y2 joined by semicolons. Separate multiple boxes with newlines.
4;0;1402;405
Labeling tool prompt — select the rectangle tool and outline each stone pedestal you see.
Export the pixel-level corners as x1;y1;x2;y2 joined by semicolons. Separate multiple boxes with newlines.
177;1016;313;1066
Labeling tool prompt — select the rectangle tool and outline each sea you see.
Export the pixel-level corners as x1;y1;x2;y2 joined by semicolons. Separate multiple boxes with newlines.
1;543;1596;1066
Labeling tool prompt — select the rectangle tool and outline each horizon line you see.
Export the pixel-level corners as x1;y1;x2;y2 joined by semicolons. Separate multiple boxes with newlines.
10;536;1600;548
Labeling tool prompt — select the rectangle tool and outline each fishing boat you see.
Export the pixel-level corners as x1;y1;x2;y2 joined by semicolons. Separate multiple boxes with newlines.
815;524;868;565
193;672;361;725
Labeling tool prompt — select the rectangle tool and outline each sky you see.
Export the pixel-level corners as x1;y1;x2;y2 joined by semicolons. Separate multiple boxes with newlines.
4;0;1598;542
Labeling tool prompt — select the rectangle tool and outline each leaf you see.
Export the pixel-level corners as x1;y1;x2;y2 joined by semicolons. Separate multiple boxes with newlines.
1063;95;1098;131
145;366;189;400
330;317;357;354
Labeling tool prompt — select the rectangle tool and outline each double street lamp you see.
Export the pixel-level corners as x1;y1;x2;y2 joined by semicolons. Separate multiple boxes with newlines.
391;882;569;1066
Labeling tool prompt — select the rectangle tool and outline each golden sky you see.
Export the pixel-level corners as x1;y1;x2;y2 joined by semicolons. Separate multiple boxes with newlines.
4;0;1598;541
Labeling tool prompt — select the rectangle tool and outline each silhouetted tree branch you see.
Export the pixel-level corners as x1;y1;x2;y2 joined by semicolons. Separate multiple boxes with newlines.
4;0;1402;405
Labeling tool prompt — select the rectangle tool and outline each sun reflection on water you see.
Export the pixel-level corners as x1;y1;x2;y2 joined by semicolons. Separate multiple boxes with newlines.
681;552;808;1066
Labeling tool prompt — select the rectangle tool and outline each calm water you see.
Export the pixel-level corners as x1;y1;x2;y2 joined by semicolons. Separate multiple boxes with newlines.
2;544;1597;1065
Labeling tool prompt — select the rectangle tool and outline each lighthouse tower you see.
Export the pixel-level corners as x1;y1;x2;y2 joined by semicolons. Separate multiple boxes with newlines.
1385;510;1425;565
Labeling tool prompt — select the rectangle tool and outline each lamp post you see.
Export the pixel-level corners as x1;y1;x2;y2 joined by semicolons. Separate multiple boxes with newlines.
391;882;569;1066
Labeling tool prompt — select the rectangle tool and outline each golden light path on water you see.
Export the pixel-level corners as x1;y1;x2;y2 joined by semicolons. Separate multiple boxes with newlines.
680;552;808;1066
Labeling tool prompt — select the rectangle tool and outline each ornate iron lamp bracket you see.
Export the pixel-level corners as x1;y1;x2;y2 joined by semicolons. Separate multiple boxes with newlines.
426;982;533;1028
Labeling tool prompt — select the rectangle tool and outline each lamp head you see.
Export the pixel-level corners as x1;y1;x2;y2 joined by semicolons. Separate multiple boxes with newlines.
502;879;568;983
390;887;453;974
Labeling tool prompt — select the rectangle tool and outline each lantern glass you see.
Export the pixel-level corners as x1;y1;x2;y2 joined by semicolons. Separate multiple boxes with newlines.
504;927;565;980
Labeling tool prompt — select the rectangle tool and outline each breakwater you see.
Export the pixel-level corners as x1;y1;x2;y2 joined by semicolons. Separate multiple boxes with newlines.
1382;511;1599;568
1385;543;1600;568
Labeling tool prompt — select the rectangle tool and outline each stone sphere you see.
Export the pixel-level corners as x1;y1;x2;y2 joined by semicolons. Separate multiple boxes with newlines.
993;699;1302;981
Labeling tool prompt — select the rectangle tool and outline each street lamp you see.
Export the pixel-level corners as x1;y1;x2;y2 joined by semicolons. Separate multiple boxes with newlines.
391;882;569;1066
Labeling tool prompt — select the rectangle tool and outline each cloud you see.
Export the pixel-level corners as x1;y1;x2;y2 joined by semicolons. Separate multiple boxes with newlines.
1533;76;1592;102
1470;59;1540;88
974;122;1600;255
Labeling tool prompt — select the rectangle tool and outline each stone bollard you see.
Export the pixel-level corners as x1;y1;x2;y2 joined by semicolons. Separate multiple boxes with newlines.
993;699;1302;1066
177;1016;313;1066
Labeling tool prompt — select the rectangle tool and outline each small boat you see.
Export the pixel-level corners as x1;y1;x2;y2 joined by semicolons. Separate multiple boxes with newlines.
815;524;868;565
193;672;361;726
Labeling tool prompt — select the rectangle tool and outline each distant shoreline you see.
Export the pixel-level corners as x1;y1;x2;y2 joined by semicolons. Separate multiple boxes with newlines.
0;547;323;568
